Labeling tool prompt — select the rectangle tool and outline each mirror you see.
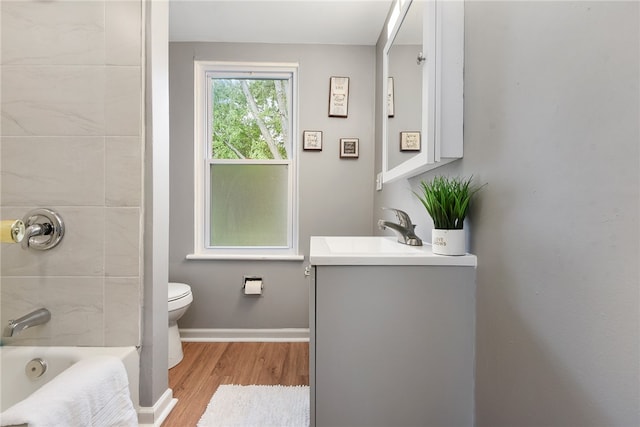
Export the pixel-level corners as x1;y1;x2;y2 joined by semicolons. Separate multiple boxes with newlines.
382;0;437;183
386;0;423;171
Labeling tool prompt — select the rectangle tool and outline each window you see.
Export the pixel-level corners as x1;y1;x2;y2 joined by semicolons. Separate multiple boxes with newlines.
192;61;301;260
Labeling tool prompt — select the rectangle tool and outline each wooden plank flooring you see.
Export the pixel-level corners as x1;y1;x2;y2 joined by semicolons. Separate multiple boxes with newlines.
162;342;309;427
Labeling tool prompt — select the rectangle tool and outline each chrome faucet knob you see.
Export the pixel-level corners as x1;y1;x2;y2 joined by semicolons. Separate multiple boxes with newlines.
21;209;64;251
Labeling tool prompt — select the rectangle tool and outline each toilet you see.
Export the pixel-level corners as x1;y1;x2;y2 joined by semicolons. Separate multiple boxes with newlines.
168;282;193;369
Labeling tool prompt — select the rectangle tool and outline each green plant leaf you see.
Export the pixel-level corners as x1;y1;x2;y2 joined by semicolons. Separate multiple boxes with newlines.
413;176;483;229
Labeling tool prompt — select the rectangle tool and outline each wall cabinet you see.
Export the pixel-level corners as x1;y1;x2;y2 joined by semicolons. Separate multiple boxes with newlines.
382;0;465;183
309;262;476;426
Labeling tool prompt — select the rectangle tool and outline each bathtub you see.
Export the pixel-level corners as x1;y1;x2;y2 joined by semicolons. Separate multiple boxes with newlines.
0;346;139;416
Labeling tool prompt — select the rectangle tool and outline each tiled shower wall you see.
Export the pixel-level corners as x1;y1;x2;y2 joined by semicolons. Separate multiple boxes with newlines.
0;0;144;346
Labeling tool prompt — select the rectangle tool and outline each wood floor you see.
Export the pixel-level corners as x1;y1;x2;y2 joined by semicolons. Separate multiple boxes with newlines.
162;341;309;427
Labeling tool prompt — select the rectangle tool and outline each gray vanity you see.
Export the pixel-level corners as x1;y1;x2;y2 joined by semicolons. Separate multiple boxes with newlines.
309;236;477;427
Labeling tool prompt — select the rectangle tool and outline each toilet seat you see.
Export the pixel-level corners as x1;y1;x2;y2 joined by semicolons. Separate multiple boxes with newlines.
169;282;192;302
168;282;193;312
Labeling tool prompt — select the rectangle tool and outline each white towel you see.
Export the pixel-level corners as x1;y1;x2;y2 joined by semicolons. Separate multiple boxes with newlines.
0;355;138;427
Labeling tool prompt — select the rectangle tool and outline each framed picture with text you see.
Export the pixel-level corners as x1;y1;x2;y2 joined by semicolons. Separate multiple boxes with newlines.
328;76;349;117
340;138;359;158
387;77;395;117
303;130;323;151
400;131;421;151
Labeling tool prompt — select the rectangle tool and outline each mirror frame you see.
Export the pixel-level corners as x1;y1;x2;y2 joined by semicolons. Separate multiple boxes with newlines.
382;0;437;184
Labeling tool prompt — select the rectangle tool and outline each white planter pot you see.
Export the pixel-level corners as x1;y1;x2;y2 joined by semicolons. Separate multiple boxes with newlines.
431;229;466;256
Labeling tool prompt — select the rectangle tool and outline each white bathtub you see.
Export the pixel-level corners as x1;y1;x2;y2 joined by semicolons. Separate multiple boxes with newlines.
0;346;139;415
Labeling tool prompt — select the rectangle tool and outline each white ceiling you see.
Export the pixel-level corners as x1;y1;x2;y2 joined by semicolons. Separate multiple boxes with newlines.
169;0;394;45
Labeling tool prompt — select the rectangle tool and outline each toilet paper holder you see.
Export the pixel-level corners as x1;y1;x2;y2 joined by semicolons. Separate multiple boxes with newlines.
243;276;263;296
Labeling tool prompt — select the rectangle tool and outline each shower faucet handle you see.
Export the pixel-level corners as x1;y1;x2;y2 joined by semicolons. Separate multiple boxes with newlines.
21;208;64;251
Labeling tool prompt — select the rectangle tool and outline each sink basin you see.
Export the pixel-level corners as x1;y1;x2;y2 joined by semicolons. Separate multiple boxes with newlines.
309;236;476;266
324;235;423;254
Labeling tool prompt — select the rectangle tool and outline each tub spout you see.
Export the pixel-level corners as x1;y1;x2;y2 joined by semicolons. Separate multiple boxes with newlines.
3;308;51;337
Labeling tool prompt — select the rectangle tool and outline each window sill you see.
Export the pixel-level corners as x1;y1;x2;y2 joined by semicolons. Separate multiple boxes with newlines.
186;253;305;262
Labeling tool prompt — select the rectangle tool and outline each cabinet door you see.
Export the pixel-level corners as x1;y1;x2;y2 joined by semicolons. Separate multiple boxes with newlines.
309;266;316;426
382;0;465;183
314;265;475;427
436;0;464;160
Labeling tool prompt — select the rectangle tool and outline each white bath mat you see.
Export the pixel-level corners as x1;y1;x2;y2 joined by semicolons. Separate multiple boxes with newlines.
197;385;309;427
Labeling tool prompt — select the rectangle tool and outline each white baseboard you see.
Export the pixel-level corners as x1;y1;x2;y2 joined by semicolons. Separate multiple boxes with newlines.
137;388;177;427
180;328;309;342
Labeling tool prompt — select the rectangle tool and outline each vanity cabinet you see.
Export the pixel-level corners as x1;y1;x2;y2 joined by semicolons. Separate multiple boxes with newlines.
309;237;477;427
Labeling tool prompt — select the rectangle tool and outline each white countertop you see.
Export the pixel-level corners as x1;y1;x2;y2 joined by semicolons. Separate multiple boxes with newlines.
309;236;477;266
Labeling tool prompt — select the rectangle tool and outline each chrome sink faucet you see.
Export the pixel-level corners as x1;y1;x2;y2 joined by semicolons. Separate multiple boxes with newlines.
378;208;423;246
3;308;51;337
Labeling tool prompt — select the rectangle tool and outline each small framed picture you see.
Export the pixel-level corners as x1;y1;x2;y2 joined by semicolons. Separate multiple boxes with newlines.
303;130;323;151
340;138;359;158
400;131;421;151
387;77;395;117
328;76;349;118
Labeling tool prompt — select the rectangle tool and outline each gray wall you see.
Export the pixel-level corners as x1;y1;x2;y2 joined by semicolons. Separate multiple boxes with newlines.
141;0;170;409
376;1;639;426
169;42;376;329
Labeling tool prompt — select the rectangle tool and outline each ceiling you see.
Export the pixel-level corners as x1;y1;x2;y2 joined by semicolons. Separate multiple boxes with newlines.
169;0;394;45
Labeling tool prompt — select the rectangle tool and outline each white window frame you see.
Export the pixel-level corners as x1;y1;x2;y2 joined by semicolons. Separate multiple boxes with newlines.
189;61;302;261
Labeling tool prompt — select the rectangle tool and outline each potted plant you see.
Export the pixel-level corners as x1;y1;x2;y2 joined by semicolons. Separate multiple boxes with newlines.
414;176;482;255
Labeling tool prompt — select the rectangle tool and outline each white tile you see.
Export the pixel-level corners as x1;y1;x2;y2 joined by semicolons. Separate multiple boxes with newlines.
105;277;141;346
105;207;140;277
1;66;105;136
0;207;105;277
0;277;52;345
106;1;142;66
44;277;104;346
1;0;105;65
0;277;103;346
0;277;102;345
105;66;142;136
106;136;142;207
1;136;105;206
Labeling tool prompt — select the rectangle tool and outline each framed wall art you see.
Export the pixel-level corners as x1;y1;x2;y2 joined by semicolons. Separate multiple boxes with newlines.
387;77;395;117
303;130;323;151
400;131;421;151
328;76;349;118
340;138;359;158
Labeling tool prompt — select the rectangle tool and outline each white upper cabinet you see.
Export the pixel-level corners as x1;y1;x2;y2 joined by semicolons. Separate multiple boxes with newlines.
382;0;464;183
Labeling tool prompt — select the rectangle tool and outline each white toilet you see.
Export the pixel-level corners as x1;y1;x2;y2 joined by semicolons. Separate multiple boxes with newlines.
168;282;193;369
